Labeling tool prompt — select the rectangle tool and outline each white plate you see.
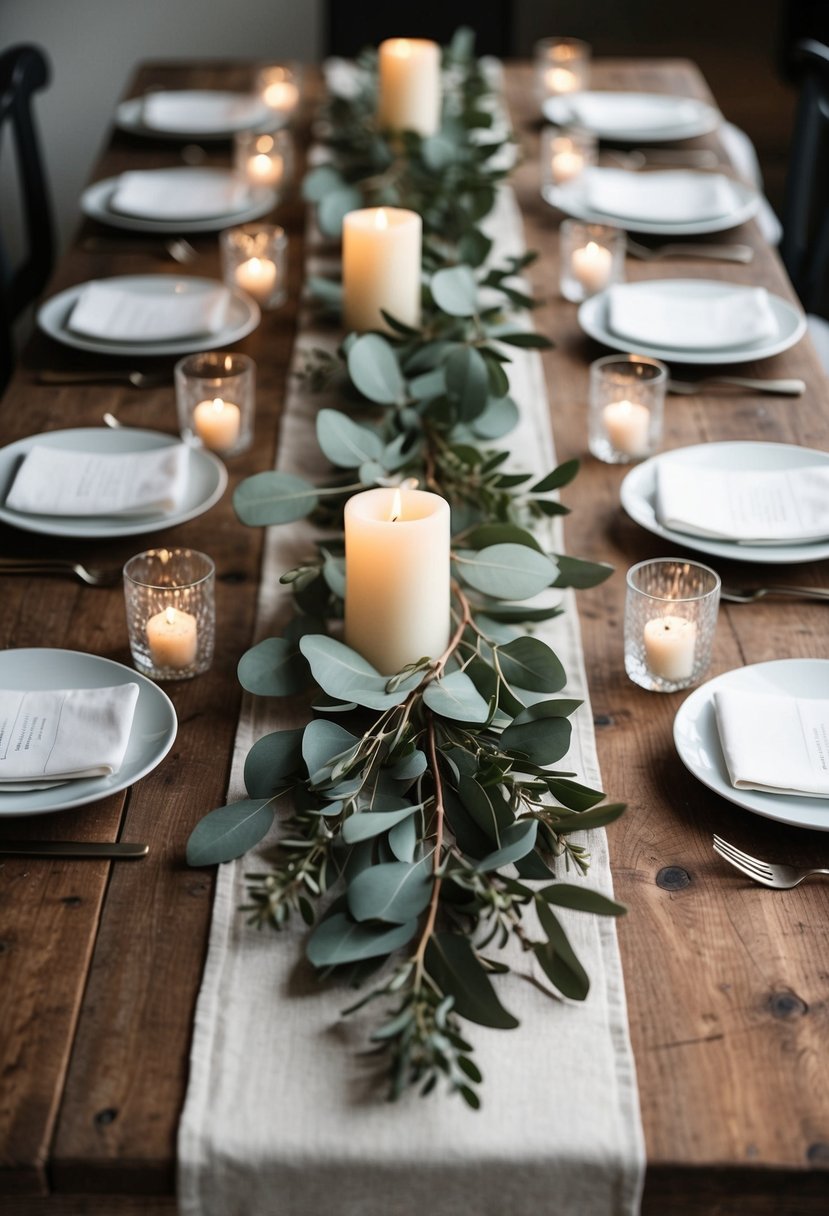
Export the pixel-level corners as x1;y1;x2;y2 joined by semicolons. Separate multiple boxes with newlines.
620;441;829;565
543;175;759;235
579;280;806;365
116;90;269;140
37;275;260;357
674;660;829;831
82;171;277;234
0;427;227;539
542;91;720;142
0;649;177;817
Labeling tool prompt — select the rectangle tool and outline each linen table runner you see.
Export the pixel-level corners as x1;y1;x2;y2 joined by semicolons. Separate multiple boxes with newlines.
178;186;645;1216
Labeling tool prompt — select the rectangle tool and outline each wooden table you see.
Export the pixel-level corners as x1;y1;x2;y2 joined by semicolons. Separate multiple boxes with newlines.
1;58;828;1216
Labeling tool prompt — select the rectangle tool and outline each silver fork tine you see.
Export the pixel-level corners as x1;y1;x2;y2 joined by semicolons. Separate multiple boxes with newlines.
713;836;775;881
712;834;772;872
713;845;775;886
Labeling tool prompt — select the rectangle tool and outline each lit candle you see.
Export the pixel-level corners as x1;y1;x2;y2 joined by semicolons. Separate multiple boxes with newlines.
245;135;284;187
192;397;242;452
550;143;586;184
643;615;697;681
571;240;614;294
146;605;198;670
234;255;278;303
545;65;579;94
262;78;299;118
377;38;441;136
342;206;422;333
601;398;651;457
344;487;450;675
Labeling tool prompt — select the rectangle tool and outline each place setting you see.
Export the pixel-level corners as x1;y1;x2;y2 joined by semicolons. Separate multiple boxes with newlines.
82;165;279;234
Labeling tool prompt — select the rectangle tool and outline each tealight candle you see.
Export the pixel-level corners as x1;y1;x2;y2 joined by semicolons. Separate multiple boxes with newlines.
601;399;651;458
192;397;242;452
263;78;299;113
559;220;624;304
344;487;450;675
534;37;591;100
545;65;579;94
146;605;199;670
551;145;585;183
571;241;614;294
246;133;284;187
643;615;697;681
588;354;666;465
377;38;441;136
342;206;422;333
234;255;278;303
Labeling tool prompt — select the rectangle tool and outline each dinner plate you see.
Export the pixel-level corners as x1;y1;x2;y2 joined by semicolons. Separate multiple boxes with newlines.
674;659;829;831
116;90;270;140
37;275;260;357
578;280;806;365
0;649;177;817
620;441;829;564
0;427;227;539
542;91;720;142
81;171;277;234
543;175;759;235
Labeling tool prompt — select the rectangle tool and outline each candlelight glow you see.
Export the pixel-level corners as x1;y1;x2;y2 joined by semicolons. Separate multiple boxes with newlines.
390;489;403;521
391;39;412;58
374;208;389;231
164;607;176;625
210;397;225;414
255;134;274;154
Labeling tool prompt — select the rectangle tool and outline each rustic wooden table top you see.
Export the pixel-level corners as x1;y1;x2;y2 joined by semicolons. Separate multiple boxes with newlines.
1;58;827;1216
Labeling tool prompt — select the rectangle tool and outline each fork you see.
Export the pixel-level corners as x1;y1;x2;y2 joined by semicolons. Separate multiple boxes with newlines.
81;236;199;264
668;376;806;396
0;558;122;587
38;368;169;389
626;237;754;264
721;584;829;603
713;835;829;889
605;148;721;171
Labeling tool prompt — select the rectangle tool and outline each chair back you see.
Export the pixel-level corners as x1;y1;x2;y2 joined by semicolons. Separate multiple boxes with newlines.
0;44;55;391
780;39;829;318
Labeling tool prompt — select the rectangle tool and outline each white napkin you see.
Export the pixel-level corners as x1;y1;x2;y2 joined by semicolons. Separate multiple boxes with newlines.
714;688;829;797
656;463;829;544
142;90;266;134
0;684;139;791
5;444;190;517
606;282;778;350
583;168;740;223
111;169;251;220
563;93;699;135
69;281;231;342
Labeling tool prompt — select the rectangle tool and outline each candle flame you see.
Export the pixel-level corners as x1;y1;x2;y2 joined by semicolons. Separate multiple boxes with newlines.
164;606;176;625
391;39;412;57
255;134;274;154
585;240;600;256
390;488;403;522
210;397;226;413
374;208;389;231
224;355;233;372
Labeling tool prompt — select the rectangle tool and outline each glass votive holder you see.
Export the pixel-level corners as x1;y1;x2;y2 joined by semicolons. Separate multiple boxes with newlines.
256;64;302;126
535;37;591;101
220;223;288;310
234;128;294;198
124;548;216;682
541;125;597;190
588;353;667;464
625;558;721;693
560;219;625;303
175;351;255;457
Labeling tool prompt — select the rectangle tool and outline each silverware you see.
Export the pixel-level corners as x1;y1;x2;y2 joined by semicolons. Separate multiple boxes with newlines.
81;236;199;264
38;368;169;389
626;237;754;264
668;376;806;396
0;558;122;587
713;835;829;889
0;841;148;859
606;148;721;170
721;584;829;603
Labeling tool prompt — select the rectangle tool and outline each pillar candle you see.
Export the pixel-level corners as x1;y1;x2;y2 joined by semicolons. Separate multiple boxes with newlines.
643;615;696;681
146;606;198;669
601;399;651;457
342;206;422;333
193;397;242;452
571;241;614;294
234;255;278;303
377;38;441;136
344;487;450;675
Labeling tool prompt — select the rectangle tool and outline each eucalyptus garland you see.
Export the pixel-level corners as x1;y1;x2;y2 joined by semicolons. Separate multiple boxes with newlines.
186;31;625;1108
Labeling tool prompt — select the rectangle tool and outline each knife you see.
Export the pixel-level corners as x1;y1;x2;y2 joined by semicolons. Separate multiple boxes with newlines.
0;841;149;859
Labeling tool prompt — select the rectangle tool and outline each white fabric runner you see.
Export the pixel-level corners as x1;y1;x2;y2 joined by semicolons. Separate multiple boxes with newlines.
177;187;644;1216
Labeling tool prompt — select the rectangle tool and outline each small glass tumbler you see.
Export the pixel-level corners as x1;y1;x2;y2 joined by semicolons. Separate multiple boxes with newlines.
124;548;216;681
256;64;302;125
220;223;288;310
175;351;255;457
535;37;591;101
560;219;625;303
541;125;597;191
234;127;294;198
588;353;667;464
625;558;721;693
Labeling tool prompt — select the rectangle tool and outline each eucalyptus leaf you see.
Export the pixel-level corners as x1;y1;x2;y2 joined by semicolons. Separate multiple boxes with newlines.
238;637;308;696
475;818;538;872
317;408;384;467
443;785;492;859
388;814;418;862
538;883;626;917
431;264;479;316
553;555;614;590
186;799;274;867
318;184;365;237
471;394;519;439
234;471;319;526
462;523;542;553
444;346;490;421
545;778;607;813
458;228;493;267
496;636;566;694
535;902;590;1001
244;728;304;797
500;700;579;765
307;275;344;306
531;459;580;493
306;912;418;967
423;670;490;723
342;803;419;844
347;858;433;924
458;775;513;842
425;933;519;1029
302;163;344;202
299;635;416;710
302;719;360;780
347;333;407;405
455;544;557;599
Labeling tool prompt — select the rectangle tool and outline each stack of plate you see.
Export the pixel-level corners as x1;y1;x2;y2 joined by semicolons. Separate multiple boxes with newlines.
82;166;277;234
542;90;720;143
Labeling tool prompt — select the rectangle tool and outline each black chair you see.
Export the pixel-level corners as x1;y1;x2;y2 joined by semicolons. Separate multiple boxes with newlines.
779;38;829;320
0;44;55;394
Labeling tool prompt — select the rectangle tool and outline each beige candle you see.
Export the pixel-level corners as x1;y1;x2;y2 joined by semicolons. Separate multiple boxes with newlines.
234;255;278;303
262;78;299;117
342;206;422;333
246;135;284;187
193;397;242;452
571;240;614;294
344;487;450;675
550;141;586;184
377;38;441;136
643;615;696;681
545;65;579;94
601;399;650;457
146;605;198;669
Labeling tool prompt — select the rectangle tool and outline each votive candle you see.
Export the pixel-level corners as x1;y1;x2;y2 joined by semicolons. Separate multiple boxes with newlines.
601;399;651;458
643;615;697;681
192;397;242;452
146;606;198;670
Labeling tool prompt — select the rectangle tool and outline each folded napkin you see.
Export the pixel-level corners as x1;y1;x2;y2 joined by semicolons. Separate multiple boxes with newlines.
142;90;266;134
583;168;740;224
6;443;190;517
607;283;778;350
111;168;250;220
562;92;699;136
714;687;829;797
69;281;231;343
0;684;139;791
656;463;829;544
